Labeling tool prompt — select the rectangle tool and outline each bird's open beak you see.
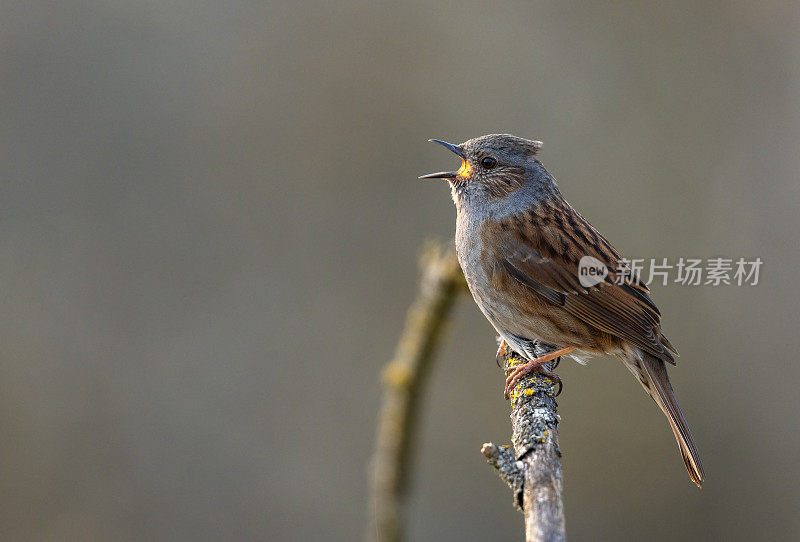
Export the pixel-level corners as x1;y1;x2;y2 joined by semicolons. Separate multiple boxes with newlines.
419;139;466;179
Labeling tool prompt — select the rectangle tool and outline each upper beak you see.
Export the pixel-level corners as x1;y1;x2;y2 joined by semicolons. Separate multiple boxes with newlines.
419;139;466;179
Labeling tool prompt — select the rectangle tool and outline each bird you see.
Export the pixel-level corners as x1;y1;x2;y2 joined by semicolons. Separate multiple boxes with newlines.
420;134;704;487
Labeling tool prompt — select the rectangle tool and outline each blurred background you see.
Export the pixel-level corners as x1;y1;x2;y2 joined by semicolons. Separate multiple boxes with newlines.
2;1;799;540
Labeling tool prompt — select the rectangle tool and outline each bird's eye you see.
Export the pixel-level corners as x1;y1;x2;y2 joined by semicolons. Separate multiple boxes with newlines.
481;156;497;169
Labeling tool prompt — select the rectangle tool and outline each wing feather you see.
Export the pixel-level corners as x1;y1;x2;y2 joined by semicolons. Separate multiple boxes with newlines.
495;202;676;363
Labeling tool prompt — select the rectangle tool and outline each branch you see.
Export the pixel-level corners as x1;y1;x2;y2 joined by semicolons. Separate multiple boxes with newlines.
483;346;566;542
368;240;465;542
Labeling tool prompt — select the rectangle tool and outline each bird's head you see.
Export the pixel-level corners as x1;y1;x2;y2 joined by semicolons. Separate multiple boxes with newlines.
420;134;546;206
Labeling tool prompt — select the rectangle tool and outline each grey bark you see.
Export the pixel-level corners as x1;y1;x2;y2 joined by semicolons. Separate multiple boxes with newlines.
482;346;566;542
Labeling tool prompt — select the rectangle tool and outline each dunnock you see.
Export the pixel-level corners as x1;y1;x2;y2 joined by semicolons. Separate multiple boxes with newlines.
421;134;704;487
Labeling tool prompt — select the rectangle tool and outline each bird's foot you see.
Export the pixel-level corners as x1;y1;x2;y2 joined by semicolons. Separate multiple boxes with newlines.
495;340;509;367
503;347;575;399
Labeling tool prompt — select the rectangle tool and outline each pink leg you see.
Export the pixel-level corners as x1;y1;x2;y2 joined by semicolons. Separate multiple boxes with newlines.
495;340;509;367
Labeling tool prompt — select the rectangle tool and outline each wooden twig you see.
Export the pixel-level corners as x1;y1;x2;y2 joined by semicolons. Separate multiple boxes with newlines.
368;240;464;542
482;346;566;542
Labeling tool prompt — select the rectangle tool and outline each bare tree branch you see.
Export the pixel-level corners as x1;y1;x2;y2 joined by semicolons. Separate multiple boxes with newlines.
483;347;566;542
368;240;464;542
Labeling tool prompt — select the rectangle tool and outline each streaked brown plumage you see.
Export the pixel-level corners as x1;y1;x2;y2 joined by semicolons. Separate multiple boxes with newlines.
421;134;704;487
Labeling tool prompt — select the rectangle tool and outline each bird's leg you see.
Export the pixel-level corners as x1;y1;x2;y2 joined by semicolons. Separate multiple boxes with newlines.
504;347;575;399
495;339;509;367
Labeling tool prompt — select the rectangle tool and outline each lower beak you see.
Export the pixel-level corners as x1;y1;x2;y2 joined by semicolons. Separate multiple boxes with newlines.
419;171;457;179
419;139;466;180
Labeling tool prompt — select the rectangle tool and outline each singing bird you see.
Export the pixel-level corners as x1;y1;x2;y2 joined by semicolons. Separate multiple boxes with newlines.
421;134;704;486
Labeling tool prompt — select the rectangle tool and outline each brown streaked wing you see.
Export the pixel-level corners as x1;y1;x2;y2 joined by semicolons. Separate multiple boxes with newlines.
494;206;675;363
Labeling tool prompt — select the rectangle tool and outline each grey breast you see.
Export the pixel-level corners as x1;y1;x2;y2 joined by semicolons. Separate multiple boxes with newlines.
455;205;542;359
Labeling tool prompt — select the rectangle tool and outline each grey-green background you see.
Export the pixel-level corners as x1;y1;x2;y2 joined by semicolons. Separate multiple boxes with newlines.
2;1;799;540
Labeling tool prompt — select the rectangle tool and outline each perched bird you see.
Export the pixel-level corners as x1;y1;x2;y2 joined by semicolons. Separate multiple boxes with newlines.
421;134;704;487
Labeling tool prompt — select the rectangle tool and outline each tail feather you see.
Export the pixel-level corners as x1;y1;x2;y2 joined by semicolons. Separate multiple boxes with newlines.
626;352;705;487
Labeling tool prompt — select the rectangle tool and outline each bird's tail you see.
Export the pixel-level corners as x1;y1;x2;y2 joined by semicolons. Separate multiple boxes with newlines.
624;352;705;487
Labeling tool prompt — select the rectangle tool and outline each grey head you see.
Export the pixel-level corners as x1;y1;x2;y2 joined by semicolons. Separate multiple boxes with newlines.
420;134;559;212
